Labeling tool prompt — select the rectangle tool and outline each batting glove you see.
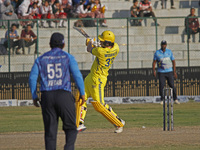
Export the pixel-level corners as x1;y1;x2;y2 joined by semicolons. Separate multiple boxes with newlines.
93;41;101;47
33;97;41;107
86;38;96;46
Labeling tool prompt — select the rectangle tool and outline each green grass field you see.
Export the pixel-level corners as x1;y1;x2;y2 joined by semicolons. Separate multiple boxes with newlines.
0;100;199;133
0;100;200;150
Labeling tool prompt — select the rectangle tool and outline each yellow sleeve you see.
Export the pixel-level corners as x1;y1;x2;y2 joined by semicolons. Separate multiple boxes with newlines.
92;47;104;57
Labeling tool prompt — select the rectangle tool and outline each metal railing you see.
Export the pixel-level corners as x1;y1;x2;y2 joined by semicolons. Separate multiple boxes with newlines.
0;16;199;72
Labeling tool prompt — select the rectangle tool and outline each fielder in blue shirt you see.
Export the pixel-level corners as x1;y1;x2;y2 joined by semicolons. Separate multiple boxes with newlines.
29;32;85;150
152;40;180;105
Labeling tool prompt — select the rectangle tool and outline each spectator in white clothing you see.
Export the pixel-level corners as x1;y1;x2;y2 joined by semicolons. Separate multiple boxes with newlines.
91;0;107;27
17;0;33;27
40;0;55;28
33;0;42;7
29;2;42;19
138;0;159;26
52;0;67;28
29;2;42;27
76;0;94;18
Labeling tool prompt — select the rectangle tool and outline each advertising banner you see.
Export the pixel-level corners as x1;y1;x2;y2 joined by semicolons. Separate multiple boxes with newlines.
0;100;18;107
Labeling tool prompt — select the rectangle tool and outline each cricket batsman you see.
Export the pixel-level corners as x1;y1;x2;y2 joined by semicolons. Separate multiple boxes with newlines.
76;30;125;133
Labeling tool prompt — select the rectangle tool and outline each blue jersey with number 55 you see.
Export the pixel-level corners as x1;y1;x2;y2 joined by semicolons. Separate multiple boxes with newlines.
29;48;85;100
90;43;119;79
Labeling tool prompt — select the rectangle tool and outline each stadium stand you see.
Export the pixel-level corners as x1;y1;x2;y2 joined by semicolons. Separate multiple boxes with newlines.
0;0;200;72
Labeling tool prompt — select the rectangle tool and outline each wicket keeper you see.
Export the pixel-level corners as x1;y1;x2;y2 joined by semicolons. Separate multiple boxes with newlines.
77;30;125;133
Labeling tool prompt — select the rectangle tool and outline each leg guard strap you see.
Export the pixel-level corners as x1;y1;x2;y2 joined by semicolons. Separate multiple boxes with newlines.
75;90;82;127
91;101;124;127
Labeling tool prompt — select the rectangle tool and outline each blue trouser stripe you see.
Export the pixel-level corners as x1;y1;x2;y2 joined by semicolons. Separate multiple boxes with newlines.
98;78;102;104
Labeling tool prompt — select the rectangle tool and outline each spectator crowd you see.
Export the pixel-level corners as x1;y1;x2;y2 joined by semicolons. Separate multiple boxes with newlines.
129;0;200;43
130;0;159;26
0;0;199;55
0;0;109;55
0;0;108;29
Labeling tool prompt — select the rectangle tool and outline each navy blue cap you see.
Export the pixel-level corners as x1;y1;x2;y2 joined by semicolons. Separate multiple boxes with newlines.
50;32;65;46
161;40;167;45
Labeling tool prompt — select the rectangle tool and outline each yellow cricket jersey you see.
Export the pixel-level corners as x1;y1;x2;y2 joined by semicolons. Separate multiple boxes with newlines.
90;43;119;80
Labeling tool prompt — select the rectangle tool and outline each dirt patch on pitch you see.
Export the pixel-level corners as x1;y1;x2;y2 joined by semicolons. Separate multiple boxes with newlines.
0;127;200;150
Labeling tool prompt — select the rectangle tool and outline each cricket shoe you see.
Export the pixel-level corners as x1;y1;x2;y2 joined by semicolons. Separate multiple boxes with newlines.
160;100;164;105
77;123;87;133
101;23;108;27
174;99;180;104
114;119;125;133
